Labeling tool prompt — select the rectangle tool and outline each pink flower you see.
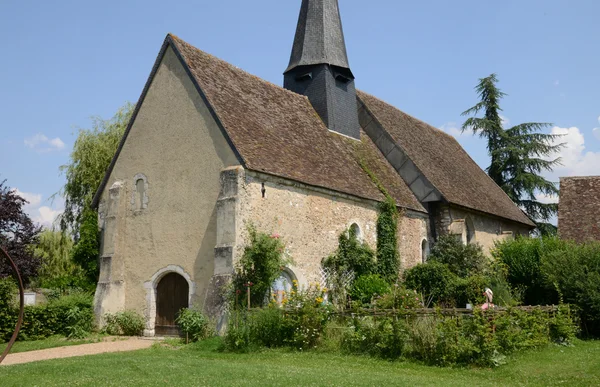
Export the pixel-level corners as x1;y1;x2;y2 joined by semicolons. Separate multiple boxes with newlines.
271;234;280;239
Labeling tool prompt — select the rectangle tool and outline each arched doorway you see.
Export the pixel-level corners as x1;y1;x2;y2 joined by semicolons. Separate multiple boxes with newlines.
155;272;189;335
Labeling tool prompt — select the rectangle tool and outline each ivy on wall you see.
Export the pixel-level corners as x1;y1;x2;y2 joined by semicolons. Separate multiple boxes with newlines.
376;196;400;283
349;159;402;284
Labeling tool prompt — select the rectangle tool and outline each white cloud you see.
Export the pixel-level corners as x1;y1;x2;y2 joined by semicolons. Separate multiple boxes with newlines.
35;207;62;227
554;80;560;86
12;189;63;228
536;192;559;204
439;122;465;137
546;126;600;178
593;116;600;141
500;115;510;128
13;189;42;211
24;133;65;152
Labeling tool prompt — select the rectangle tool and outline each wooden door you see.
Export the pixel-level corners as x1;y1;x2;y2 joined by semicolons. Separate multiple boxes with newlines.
155;273;189;335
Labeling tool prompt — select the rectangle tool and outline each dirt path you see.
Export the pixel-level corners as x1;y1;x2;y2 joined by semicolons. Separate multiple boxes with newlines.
1;338;154;366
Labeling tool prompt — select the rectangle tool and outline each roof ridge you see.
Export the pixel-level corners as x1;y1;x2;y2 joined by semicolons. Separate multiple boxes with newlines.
356;89;458;141
169;34;313;102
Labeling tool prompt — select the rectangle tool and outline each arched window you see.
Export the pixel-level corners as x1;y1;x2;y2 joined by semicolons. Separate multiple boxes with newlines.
132;174;148;211
271;269;295;306
465;216;476;244
421;239;429;263
349;223;362;241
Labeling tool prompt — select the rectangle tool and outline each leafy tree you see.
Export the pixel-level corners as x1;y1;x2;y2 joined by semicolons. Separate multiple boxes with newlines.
462;74;563;233
56;102;133;288
70;209;100;287
0;180;42;284
58;102;133;236
34;230;82;289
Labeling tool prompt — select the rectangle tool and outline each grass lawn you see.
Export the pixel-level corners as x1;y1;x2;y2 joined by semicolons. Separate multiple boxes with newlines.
1;338;599;386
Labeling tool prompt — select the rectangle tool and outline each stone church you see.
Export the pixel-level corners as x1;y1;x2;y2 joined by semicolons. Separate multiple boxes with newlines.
92;0;534;335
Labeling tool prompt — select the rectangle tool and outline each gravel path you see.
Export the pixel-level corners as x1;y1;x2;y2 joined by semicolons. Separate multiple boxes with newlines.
1;338;154;366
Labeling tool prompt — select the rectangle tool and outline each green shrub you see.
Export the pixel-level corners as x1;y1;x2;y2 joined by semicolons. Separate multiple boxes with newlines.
176;308;212;342
450;275;487;307
493;237;563;305
403;262;456;306
0;289;94;342
104;310;145;336
222;285;331;352
428;235;487;277
248;306;291;348
222;311;254;353
351;274;390;305
541;241;600;336
233;225;291;308
339;307;576;367
322;231;376;281
342;317;408;359
374;285;422;310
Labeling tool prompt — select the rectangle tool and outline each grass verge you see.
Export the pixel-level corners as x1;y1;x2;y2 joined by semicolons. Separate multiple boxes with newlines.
1;338;598;386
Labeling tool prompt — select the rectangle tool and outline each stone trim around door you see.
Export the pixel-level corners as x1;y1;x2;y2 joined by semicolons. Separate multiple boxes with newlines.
143;265;195;337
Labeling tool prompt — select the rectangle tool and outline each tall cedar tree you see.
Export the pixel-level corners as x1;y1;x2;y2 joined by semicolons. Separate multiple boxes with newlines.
462;74;563;233
0;180;42;284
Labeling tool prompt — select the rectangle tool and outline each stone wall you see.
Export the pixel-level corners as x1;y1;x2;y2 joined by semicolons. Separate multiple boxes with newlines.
218;169;429;287
432;204;531;254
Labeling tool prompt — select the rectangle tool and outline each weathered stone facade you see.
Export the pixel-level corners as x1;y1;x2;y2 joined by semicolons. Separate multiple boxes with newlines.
214;168;429;288
430;203;531;254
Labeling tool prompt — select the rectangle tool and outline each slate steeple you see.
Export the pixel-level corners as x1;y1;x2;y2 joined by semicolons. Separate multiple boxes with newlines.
284;0;360;140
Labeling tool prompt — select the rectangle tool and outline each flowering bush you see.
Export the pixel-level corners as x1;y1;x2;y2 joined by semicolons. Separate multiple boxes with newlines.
232;225;291;308
284;284;332;350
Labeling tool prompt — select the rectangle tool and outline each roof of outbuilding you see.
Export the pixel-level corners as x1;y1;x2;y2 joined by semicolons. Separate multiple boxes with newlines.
357;91;535;227
91;34;424;212
559;176;600;242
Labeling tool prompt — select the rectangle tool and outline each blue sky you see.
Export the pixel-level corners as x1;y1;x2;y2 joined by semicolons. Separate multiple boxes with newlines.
1;0;599;227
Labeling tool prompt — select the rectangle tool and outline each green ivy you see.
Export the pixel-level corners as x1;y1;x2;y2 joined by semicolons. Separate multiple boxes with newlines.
376;196;400;283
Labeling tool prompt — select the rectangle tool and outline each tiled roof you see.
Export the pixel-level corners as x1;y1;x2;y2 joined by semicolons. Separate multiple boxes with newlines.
96;34;423;213
357;91;535;227
559;176;600;242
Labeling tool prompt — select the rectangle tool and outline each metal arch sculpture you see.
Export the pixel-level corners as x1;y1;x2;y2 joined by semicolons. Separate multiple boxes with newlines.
0;246;25;364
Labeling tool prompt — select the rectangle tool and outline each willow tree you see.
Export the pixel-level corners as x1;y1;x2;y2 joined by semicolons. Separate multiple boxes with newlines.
462;74;563;233
57;102;133;285
58;103;133;236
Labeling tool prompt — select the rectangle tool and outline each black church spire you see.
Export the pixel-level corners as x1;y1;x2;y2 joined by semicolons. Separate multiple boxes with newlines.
284;0;360;139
